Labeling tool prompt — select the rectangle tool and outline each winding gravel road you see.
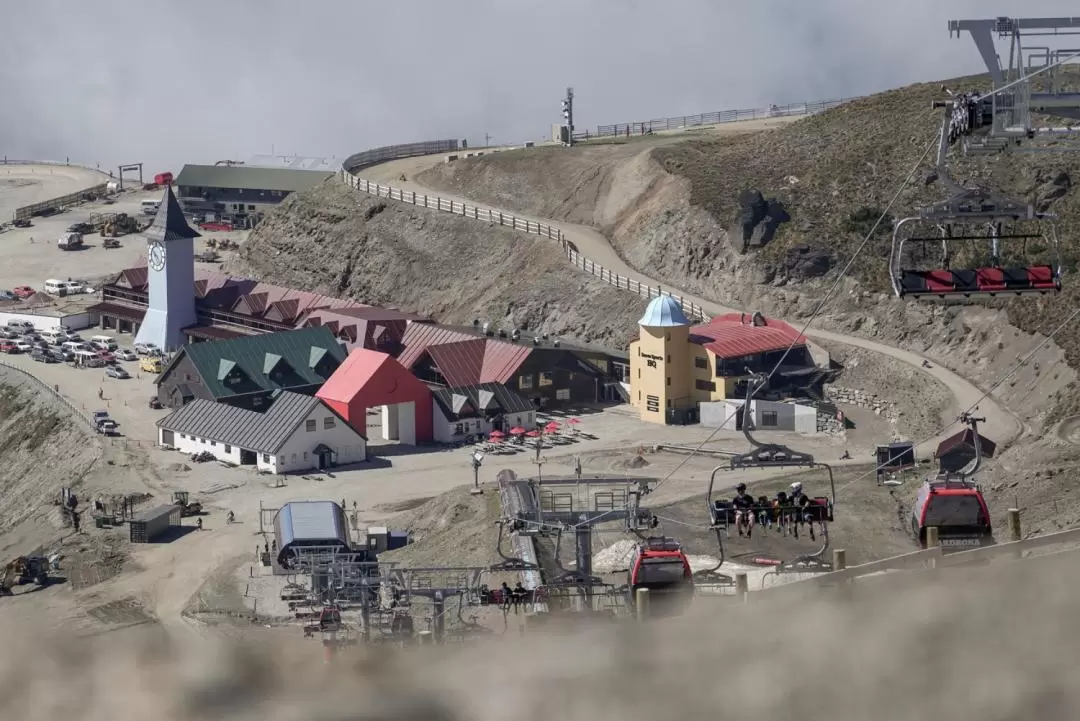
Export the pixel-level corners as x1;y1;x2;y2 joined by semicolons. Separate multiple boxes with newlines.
355;144;1022;459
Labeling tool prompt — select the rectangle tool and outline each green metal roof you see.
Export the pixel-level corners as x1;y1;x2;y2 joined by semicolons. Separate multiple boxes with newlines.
179;326;346;400
173;164;336;193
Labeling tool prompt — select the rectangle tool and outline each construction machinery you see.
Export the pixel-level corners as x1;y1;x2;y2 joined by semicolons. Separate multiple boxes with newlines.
90;211;142;238
0;556;49;597
172;491;203;517
57;232;84;250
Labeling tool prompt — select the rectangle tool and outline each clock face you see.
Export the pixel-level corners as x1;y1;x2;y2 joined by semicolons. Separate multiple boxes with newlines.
148;241;166;271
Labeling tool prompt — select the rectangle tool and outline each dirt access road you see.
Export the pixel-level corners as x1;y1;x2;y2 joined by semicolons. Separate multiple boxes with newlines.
0;162;111;221
354;126;1021;460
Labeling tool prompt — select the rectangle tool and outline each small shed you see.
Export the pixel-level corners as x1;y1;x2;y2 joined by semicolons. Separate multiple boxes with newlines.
935;429;997;474
876;442;915;470
129;504;182;543
273;501;350;568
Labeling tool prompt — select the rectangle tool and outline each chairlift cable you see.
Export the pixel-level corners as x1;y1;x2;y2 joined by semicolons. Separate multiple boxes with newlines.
571;131;940;531
836;304;1080;494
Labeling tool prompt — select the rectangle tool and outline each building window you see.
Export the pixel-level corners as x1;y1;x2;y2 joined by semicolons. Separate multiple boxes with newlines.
666;355;671;363
666;333;671;341
762;411;778;427
695;379;716;392
303;452;309;460
262;454;270;463
638;391;641;401
209;440;217;447
323;416;335;429
454;423;463;435
694;356;708;369
224;445;232;454
666;377;671;386
637;368;641;378
292;454;297;461
539;372;553;387
306;419;316;432
519;374;534;390
248;204;255;211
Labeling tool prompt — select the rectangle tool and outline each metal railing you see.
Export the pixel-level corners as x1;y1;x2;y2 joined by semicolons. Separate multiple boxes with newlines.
0;358;92;425
1;159;114;221
341;153;709;321
580;96;862;140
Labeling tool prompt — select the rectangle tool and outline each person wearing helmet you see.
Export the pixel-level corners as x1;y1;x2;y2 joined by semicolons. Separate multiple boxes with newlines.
731;483;756;538
788;481;816;541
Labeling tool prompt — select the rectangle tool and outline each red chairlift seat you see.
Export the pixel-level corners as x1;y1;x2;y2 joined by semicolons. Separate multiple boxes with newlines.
898;265;1061;298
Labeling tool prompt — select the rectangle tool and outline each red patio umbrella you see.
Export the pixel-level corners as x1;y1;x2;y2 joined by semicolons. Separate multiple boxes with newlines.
489;430;505;439
544;421;561;432
525;430;541;438
567;418;582;425
509;427;526;435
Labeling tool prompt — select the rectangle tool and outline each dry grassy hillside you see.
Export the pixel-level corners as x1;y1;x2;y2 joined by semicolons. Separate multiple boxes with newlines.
418;74;1080;423
229;181;645;348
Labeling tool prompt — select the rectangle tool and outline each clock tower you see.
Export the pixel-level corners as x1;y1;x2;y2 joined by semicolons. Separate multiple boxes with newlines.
134;185;201;352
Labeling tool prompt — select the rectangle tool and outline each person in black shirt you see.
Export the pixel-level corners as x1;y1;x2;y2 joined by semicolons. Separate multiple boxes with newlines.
789;482;816;541
732;483;755;538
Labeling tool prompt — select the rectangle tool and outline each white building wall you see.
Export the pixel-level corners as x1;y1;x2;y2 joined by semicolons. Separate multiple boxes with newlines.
700;400;819;434
158;426;244;464
0;310;92;332
158;402;367;475
432;402;538;444
272;403;368;474
793;404;818;434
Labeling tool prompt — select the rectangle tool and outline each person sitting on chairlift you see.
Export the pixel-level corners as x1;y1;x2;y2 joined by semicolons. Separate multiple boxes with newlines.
732;483;755;539
788;482;816;541
756;495;773;530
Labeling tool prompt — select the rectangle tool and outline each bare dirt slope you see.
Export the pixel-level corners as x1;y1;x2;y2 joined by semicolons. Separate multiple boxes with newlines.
228;181;646;347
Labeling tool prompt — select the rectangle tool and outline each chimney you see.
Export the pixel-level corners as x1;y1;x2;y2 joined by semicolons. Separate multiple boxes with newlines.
533;336;540;345
511;329;521;341
472;319;480;328
482;322;492;336
553;337;561;347
498;328;507;338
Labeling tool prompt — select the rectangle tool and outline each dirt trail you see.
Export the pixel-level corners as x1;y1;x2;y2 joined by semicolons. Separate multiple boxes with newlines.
350;153;1021;457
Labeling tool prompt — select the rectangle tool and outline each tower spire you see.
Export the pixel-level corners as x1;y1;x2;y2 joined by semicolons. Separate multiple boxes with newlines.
146;185;201;244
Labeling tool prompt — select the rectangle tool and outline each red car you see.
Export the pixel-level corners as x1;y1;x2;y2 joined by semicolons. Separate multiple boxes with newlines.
12;286;34;299
0;342;17;354
96;350;115;363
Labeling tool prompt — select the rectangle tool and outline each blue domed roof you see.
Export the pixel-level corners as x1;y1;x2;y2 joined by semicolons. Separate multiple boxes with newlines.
638;295;691;327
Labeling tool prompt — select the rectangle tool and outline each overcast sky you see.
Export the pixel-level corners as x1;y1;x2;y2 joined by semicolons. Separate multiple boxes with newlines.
1;1;1076;172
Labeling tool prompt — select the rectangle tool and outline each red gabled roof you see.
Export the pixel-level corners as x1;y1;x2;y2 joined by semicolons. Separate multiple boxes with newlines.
426;340;487;386
317;349;394;404
480;341;532;384
399;324;476;368
689;312;805;359
399;323;533;385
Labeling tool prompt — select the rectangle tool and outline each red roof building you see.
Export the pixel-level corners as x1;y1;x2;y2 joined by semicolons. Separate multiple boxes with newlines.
317;348;433;445
689;312;806;359
398;323;532;386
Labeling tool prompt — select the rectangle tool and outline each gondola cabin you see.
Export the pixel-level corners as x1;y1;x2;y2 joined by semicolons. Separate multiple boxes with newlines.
627;537;693;614
910;478;992;551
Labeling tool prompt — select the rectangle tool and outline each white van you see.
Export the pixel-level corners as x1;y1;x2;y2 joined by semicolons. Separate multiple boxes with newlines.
141;199;160;216
39;328;66;344
74;350;103;367
90;335;117;351
43;279;68;295
61;340;89;353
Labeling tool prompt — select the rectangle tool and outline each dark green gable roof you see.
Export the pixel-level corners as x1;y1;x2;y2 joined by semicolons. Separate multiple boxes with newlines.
173;164;336;193
177;326;346;400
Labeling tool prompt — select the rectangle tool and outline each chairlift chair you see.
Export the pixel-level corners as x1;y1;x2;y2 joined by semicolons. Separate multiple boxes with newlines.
890;188;1063;300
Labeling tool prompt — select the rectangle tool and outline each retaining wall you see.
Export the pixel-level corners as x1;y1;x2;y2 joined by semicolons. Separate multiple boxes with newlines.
2;159;113;222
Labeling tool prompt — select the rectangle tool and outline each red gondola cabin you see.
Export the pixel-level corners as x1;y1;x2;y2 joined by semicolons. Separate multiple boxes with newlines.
627;537;694;615
910;478;992;550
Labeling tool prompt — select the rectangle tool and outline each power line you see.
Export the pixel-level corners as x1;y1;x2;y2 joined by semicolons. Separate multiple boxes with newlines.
570;130;941;530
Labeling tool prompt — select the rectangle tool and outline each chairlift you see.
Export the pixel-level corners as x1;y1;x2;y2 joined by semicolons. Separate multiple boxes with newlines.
703;375;837;574
890;187;1063;300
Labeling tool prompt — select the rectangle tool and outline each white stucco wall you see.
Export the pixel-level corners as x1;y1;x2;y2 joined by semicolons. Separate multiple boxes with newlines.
700;399;818;434
158;426;244;464
271;404;368;473
157;402;367;475
432;402;537;444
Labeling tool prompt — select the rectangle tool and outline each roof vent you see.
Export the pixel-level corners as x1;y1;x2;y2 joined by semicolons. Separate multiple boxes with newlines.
482;322;492;336
498;328;507;338
541;333;549;340
552;337;561;347
472;319;480;327
511;329;521;341
751;311;766;327
533;336;540;345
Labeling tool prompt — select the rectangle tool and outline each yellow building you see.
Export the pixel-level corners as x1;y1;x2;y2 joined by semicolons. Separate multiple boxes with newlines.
629;297;820;425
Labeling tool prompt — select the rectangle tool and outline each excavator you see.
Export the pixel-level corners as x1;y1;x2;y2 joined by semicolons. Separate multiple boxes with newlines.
0;556;49;597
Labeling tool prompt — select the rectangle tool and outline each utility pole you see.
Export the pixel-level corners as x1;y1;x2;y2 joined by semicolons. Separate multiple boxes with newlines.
484;133;493;147
561;87;575;147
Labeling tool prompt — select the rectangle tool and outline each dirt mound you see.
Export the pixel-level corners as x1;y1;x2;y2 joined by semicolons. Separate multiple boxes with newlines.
0;372;101;557
377;485;503;569
227;181;646;347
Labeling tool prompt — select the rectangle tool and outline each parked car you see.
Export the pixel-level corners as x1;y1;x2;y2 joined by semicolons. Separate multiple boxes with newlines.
13;341;32;353
67;222;93;234
114;349;138;361
140;356;164;373
11;286;34;299
96;350;115;363
0;290;16;301
134;342;161;356
0;342;17;354
6;320;33;331
30;350;57;363
55;349;75;362
105;365;130;379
